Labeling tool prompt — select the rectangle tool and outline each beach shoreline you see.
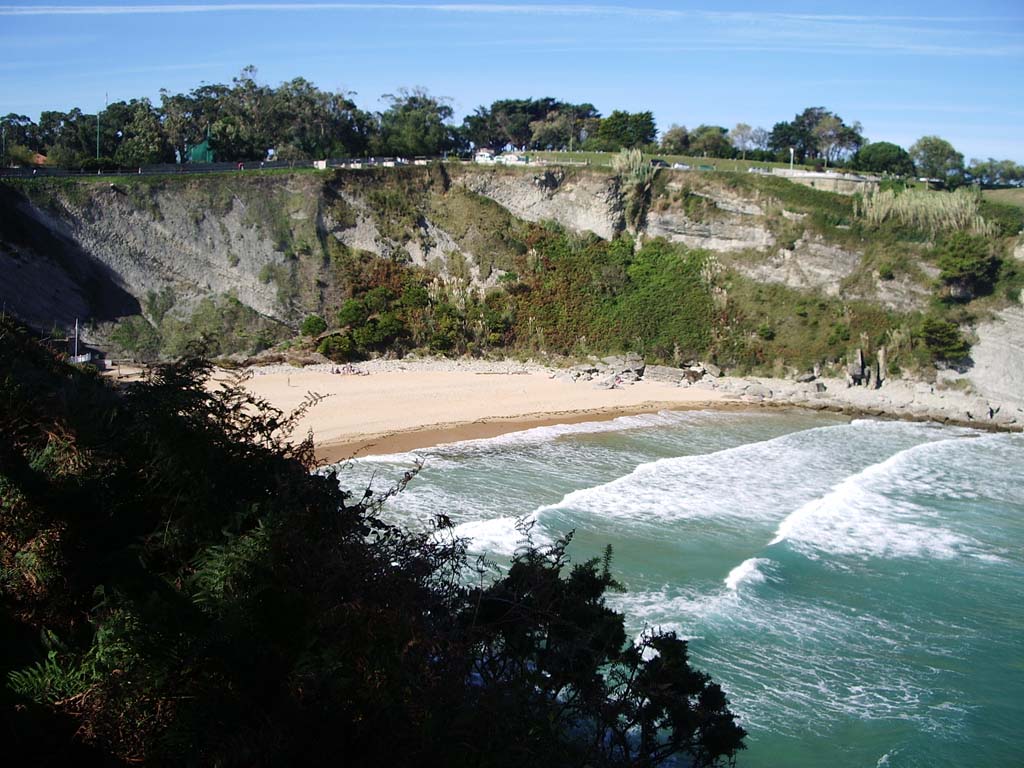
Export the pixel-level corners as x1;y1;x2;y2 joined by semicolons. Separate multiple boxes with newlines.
227;356;1022;461
231;359;733;461
315;399;764;461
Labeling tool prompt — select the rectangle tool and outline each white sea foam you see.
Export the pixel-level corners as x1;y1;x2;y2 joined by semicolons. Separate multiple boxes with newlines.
351;410;735;465
451;515;550;556
724;558;772;591
769;435;999;561
531;419;942;527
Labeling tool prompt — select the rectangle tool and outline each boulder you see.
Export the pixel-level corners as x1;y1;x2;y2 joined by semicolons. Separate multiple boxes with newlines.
622;352;646;374
642;364;684;385
601;353;645;376
744;383;773;399
702;362;722;378
600;355;625;369
847;348;867;385
795;372;817;383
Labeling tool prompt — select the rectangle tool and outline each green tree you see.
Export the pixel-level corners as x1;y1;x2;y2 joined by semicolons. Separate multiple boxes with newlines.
485;98;572;149
377;87;455;157
4;143;36;167
337;297;369;327
461;105;505;151
659;124;689;154
727;123;753;159
769;107;829;163
852;141;914;176
967;157;1024;186
689;125;731;158
919;316;970;362
769;107;860;165
910;135;964;181
300;314;327;336
114;99;170;167
812;115;863;167
1;113;40;155
937;232;999;300
592;111;657;150
529;110;574;150
37;108;97;166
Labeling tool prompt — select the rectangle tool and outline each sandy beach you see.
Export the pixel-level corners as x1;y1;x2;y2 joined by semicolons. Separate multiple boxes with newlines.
228;350;1023;461
235;362;731;461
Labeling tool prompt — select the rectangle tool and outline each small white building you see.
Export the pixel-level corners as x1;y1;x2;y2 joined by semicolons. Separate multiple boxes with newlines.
497;153;528;166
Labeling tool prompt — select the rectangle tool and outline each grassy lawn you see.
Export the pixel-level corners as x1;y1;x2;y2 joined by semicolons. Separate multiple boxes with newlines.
530;150;815;173
982;187;1024;210
3;166;325;188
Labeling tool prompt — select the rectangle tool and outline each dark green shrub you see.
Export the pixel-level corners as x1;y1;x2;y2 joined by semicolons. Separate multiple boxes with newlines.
336;298;368;328
827;322;851;346
317;333;357;361
919;316;970;362
363;286;394;313
109;316;161;361
937;232;999;300
300;314;327;337
400;282;429;309
978;199;1024;237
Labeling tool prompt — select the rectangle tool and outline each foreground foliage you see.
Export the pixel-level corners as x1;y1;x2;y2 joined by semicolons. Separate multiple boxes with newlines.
0;317;745;767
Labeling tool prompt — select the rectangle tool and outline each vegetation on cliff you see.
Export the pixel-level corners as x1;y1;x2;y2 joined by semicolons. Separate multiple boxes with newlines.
5;163;1021;378
0;316;746;767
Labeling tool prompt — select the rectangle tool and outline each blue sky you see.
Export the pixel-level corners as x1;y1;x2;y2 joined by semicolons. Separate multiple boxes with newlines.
1;1;1022;161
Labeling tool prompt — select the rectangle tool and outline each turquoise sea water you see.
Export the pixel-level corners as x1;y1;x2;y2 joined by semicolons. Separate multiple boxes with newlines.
335;410;1024;767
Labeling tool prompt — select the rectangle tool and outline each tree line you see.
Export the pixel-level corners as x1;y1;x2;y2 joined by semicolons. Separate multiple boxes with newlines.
1;67;1021;184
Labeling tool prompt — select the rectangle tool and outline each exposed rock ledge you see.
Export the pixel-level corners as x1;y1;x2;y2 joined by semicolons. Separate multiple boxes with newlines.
698;375;1023;432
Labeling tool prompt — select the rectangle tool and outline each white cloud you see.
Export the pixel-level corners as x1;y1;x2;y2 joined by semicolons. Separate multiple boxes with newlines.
0;4;1019;23
3;3;1018;59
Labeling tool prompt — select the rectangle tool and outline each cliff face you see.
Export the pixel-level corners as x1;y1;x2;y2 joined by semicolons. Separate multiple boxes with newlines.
2;167;632;335
0;185;141;330
456;167;624;240
0;166;991;350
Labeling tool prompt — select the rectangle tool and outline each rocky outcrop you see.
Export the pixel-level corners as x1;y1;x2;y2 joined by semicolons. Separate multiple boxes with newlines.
961;305;1024;409
1;171;517;335
73;186;290;320
560;353;646;388
734;234;858;296
456;168;624;240
706;374;1022;430
645;210;775;252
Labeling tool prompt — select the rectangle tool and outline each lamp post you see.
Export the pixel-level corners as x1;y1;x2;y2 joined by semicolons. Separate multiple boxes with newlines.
96;93;107;162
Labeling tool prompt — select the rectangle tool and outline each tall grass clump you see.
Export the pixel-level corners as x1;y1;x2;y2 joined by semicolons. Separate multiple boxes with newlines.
613;148;655;231
855;187;996;236
612;147;653;184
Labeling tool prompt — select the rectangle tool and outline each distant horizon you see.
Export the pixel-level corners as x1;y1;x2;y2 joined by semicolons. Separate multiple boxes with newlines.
1;0;1021;162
